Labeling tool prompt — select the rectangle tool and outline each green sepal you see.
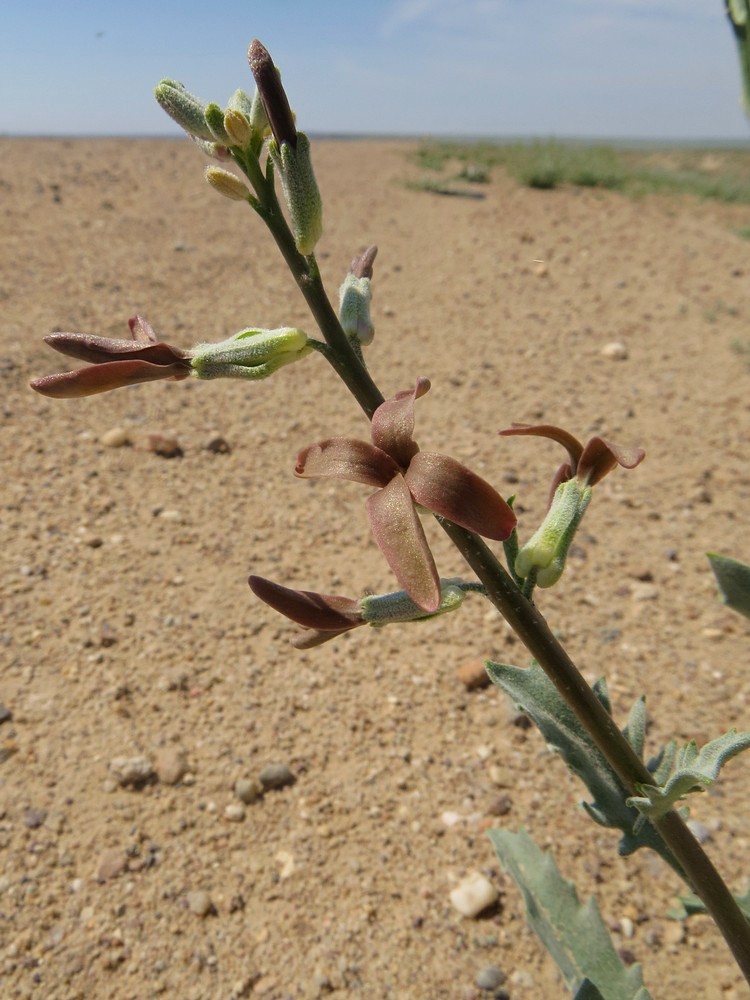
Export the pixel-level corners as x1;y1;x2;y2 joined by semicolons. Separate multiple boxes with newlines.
204;102;230;144
268;132;323;255
360;580;465;625
707;552;750;619
154;80;215;141
489;828;652;1000
515;479;592;588
727;0;750;115
190;327;311;381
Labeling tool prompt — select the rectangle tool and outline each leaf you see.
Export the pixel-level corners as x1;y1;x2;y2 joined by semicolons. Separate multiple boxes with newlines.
627;730;750;820
489;828;652;1000
707;552;750;619
670;883;750;921
485;661;681;872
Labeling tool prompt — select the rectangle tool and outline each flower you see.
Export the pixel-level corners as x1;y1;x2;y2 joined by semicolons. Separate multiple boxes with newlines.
499;423;645;588
295;377;516;612
499;423;645;504
30;317;311;399
29;315;192;398
249;574;468;648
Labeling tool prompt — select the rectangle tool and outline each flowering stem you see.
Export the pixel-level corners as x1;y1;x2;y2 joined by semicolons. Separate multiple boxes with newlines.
247;155;750;982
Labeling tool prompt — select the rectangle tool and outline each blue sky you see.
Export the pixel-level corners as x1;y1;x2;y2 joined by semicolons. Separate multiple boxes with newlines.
2;1;748;140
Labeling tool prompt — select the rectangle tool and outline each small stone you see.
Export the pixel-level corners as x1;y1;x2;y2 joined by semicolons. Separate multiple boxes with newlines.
154;748;188;786
100;427;131;448
258;763;296;791
663;921;686;945
686;819;712;844
476;965;507;991
0;704;13;724
225;803;246;822
632;583;658;602
456;659;491;691
146;433;183;458
275;850;295;879
486;795;512;817
23;808;47;829
186;890;214;917
96;848;127;881
620;916;635;939
601;341;628;360
533;261;548;277
449;872;499;918
204;434;231;454
109;755;155;788
234;777;264;804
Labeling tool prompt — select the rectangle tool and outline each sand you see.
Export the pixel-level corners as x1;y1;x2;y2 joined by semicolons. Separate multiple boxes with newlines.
3;136;750;998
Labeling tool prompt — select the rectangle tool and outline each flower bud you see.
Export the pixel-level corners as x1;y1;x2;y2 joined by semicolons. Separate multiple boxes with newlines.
204;102;230;144
515;479;592;588
339;273;374;346
268;133;323;255
223;108;252;148
205;166;250;201
154;80;215;141
190;327;311;380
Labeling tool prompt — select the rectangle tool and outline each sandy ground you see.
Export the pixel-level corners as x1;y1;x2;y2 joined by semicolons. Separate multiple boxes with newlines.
2;136;750;999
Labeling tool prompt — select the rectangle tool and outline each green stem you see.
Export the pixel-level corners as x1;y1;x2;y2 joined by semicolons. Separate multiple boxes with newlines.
249;157;750;982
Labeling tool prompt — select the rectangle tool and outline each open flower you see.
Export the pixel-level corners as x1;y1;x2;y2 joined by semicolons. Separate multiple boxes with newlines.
499;423;645;506
30;316;311;399
30;315;192;398
249;574;468;648
499;423;645;588
295;377;516;612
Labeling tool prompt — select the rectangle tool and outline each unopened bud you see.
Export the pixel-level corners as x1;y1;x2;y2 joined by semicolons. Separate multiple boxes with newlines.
190;327;311;380
205;166;250;201
339;273;374;346
515;479;592;588
269;132;323;255
204;102;230;144
223;108;252;147
154;80;215;141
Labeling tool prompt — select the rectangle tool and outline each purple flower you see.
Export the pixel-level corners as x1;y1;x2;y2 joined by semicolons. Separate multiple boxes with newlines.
295;377;516;612
249;575;364;648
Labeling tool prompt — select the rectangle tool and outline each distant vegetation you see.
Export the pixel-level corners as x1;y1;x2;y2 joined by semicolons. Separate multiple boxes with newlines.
406;139;750;204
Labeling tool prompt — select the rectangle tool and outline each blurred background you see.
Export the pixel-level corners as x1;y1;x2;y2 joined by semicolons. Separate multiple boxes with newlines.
2;0;747;141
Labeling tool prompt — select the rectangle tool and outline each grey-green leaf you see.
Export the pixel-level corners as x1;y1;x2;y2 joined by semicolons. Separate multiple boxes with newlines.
708;552;750;619
485;661;681;872
489;828;652;1000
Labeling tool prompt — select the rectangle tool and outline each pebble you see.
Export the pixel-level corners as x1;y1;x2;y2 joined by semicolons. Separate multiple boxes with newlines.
204;434;231;454
456;659;491;691
100;427;131;448
486;795;512;817
449;872;499;918
186;890;214;917
146;432;183;458
601;341;628;360
686;819;712;844
225;803;246;822
235;777;264;804
109;755;155;788
96;848;127;881
476;965;507;991
259;763;296;791
632;582;658;601
23;808;47;829
0;704;13;724
154;747;188;785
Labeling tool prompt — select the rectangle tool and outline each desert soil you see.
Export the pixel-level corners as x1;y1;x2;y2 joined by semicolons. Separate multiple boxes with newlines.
2;136;750;1000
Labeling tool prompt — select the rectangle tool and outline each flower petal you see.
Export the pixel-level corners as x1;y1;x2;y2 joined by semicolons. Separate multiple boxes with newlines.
405;451;517;540
366;474;440;612
43;332;190;367
499;423;584;473
578;436;645;487
295;438;398;487
128;314;158;343
248;575;362;630
29;360;190;398
370;376;430;468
